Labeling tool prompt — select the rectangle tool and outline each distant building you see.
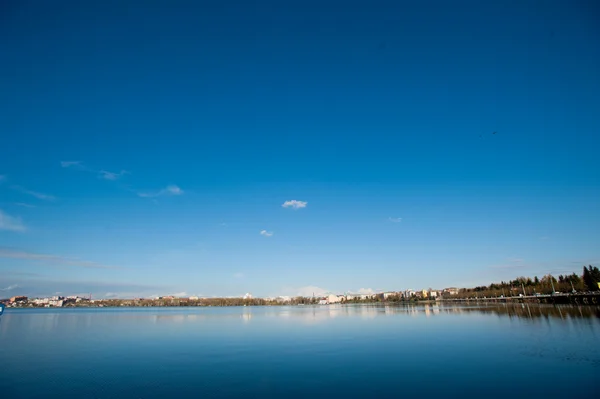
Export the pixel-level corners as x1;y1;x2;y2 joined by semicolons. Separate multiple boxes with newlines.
9;296;27;303
444;287;459;295
189;296;199;300
421;289;429;298
243;293;252;300
48;299;63;307
345;294;356;301
318;299;328;305
327;294;342;304
429;291;438;298
383;292;396;299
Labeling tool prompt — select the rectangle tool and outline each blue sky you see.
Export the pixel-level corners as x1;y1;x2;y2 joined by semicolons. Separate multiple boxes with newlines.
1;0;599;299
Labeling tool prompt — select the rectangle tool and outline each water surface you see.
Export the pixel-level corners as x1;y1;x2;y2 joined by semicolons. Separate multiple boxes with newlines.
1;304;599;398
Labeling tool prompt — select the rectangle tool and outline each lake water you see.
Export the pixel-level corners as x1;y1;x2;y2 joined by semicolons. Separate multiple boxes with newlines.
1;304;599;398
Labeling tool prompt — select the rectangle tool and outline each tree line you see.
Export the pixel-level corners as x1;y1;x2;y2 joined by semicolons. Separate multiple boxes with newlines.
449;265;600;299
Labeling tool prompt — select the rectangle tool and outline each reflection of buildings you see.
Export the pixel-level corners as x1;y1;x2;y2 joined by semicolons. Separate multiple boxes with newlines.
241;312;252;322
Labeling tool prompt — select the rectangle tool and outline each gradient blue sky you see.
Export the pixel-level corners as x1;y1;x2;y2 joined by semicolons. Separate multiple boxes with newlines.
1;0;599;299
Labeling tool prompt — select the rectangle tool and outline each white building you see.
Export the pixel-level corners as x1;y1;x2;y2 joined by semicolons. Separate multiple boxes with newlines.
48;299;63;307
189;296;199;300
243;293;252;300
327;294;342;304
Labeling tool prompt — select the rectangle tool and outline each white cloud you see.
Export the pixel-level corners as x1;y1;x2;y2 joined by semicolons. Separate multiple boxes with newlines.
233;273;244;278
0;284;19;291
260;230;273;237
296;285;328;297
60;161;83;168
357;288;375;295
138;185;184;198
99;170;129;181
62;161;129;181
388;217;402;223
282;200;307;209
0;248;121;269
169;291;188;297
11;185;56;201
0;210;26;232
15;203;36;208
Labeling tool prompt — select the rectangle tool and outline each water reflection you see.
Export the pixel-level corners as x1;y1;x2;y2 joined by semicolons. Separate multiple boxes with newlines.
1;304;599;335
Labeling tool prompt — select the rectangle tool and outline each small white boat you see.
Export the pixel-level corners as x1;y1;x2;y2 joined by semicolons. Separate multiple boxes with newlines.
0;303;5;316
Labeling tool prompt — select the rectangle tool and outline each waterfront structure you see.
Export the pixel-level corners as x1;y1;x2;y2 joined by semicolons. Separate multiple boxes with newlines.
327;294;343;304
10;296;28;303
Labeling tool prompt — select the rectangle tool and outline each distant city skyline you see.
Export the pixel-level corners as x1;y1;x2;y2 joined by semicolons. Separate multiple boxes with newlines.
1;1;599;299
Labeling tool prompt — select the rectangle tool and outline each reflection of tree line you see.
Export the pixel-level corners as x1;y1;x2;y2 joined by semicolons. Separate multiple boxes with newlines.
440;304;600;320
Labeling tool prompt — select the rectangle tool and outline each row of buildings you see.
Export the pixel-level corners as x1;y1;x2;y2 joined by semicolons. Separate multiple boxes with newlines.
4;295;92;308
318;288;461;304
3;289;462;307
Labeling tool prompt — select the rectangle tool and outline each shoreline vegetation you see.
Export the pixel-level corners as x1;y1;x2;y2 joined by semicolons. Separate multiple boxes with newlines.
3;266;599;308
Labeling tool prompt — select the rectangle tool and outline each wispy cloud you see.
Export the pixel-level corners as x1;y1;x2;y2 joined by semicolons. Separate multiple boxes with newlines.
0;247;122;269
282;200;307;209
0;210;26;232
260;230;273;237
61;161;128;180
0;175;6;183
99;170;129;181
60;161;83;168
14;203;36;208
61;161;185;200
137;185;184;198
233;272;244;278
0;284;19;291
11;185;56;201
357;288;375;295
388;217;402;223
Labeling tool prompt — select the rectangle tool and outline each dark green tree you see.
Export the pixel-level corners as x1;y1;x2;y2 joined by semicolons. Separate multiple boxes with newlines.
587;265;600;291
583;266;595;291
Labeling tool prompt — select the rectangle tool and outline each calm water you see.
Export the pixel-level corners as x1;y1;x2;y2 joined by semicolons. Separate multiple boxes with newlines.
1;304;599;398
